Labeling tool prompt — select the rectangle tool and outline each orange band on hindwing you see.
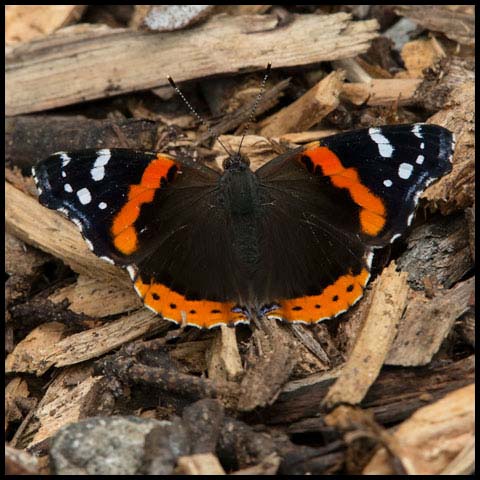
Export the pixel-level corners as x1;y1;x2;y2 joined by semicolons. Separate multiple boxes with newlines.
134;277;248;328
267;268;370;323
111;155;177;255
299;144;386;236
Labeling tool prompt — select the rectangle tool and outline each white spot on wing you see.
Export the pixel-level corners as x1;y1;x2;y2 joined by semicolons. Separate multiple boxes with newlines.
366;250;374;269
398;163;413;179
85;239;94;251
412;124;423;139
77;187;92;205
407;212;415;226
64;183;73;193
91;150;111;181
416;155;424;165
59;153;71;167
98;202;107;210
369;127;394;158
383;179;393;187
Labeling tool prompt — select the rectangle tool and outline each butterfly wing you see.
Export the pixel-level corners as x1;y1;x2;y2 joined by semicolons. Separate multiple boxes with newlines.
303;123;454;247
254;123;453;323
33;149;249;328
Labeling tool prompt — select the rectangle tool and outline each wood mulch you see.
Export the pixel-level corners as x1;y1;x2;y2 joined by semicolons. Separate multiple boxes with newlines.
5;5;474;476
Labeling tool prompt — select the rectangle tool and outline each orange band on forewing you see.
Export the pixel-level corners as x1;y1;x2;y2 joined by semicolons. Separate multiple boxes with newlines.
267;268;370;323
134;278;247;328
111;155;177;255
302;146;386;236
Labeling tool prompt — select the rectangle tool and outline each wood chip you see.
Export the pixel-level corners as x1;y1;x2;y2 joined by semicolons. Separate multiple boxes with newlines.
5;5;86;44
45;310;168;369
323;262;409;408
385;277;474;366
5;322;67;375
363;384;475;475
5;378;30;431
341;78;422;106
48;275;141;318
259;70;345;137
176;453;226;475
401;38;446;78
28;366;109;450
207;326;244;383
6;13;378;115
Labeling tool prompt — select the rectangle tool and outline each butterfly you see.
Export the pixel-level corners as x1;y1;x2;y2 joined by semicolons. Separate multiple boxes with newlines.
33;123;454;328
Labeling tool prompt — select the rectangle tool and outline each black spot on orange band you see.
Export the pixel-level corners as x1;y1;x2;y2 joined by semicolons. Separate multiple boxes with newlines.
134;277;248;328
111;155;178;255
266;268;370;323
299;144;386;236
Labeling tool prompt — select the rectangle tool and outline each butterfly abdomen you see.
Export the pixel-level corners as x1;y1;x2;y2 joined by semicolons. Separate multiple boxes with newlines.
219;168;264;272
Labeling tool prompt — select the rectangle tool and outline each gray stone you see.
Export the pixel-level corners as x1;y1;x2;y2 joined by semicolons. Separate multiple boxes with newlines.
50;416;171;475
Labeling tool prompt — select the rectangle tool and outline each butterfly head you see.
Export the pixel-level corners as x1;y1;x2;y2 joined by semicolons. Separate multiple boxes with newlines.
223;152;250;171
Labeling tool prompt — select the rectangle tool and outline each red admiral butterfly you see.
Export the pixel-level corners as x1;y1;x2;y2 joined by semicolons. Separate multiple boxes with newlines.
32;121;454;328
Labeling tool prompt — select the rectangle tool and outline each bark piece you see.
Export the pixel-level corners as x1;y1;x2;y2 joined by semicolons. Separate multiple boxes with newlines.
6;233;50;304
422;82;475;214
386;277;474;366
341;78;422;106
259;71;345;137
6;5;86;44
6;116;160;171
263;356;473;426
176;453;226;475
395;5;475;46
237;319;296;411
364;384;475;475
6;13;378;115
397;214;472;290
98;351;219;401
323;262;409;408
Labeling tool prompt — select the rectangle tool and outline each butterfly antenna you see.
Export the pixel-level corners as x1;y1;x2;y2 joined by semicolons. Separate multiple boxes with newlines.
237;62;272;155
167;76;233;157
